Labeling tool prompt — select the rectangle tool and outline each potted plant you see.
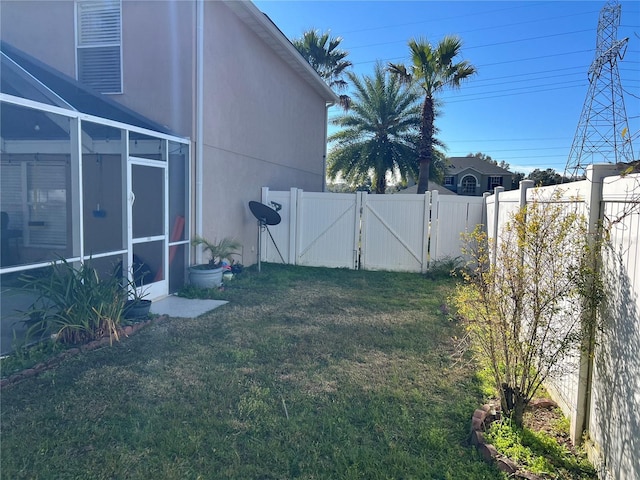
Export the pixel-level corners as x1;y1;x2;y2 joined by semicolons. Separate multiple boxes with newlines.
123;283;151;319
189;236;242;288
121;266;152;319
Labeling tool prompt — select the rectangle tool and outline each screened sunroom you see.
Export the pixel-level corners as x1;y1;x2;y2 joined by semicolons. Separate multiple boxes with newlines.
0;44;191;353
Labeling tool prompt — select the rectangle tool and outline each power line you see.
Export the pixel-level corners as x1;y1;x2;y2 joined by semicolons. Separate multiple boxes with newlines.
452;72;586;91
469;65;586;84
464;29;593;51
443;83;588;103
348;20;596;51
442;137;568;143
353;48;594;68
340;2;549;35
449;146;570;153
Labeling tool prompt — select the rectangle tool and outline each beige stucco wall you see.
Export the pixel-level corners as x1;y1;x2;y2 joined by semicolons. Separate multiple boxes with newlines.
119;1;195;138
1;0;76;77
198;1;329;262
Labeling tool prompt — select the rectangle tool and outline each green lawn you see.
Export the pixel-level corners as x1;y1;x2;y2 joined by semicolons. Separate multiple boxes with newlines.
1;264;502;479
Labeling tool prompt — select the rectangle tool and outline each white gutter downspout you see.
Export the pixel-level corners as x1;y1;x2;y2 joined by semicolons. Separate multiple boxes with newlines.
195;0;204;264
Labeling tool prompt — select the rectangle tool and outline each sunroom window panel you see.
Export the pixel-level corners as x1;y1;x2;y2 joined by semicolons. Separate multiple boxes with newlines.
0;103;75;267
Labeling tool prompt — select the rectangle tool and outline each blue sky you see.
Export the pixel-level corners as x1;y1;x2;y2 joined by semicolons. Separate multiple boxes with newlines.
254;0;639;175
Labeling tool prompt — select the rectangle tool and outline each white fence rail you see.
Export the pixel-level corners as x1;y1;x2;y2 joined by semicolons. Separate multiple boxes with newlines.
260;187;484;272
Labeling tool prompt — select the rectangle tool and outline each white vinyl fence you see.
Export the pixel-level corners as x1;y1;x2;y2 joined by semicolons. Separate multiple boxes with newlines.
259;187;484;272
487;165;640;480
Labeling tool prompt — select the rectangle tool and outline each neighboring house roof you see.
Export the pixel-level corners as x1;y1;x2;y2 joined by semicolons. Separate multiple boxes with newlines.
1;41;175;136
224;1;339;105
396;182;456;195
446;156;513;175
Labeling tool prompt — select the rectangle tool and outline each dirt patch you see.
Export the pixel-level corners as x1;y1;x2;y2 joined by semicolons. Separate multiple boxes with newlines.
524;403;575;455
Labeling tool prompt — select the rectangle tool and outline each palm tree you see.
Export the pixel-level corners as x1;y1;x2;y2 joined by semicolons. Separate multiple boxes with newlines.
292;29;352;109
327;63;421;194
389;36;476;193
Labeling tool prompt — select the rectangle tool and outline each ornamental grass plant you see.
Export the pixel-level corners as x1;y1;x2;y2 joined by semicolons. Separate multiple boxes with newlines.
19;258;126;345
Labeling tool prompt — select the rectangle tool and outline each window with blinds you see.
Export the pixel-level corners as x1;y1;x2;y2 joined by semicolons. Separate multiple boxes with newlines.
27;162;68;247
76;0;122;94
1;161;69;248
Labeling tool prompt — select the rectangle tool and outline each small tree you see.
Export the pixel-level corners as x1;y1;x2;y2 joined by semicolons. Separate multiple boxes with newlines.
453;190;591;427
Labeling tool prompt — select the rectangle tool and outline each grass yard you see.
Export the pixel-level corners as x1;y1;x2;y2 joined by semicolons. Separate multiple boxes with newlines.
1;264;504;479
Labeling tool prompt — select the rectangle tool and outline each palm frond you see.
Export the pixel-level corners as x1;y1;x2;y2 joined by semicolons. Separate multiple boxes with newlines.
292;29;353;109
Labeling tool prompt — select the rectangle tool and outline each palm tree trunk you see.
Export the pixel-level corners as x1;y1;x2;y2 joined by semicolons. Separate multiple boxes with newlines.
416;96;435;194
375;172;386;194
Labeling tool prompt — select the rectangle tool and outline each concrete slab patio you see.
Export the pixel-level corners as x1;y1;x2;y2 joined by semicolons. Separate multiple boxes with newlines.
150;295;227;319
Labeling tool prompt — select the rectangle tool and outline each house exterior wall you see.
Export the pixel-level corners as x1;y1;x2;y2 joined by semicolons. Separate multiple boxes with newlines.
1;0;333;268
119;1;196;138
1;1;76;78
447;169;514;196
199;1;329;259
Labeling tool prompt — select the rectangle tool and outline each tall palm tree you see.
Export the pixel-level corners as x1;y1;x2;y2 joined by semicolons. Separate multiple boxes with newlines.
327;63;421;194
389;36;476;193
292;29;352;109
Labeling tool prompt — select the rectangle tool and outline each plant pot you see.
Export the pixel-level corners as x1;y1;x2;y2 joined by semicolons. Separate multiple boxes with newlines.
124;299;152;319
189;265;224;288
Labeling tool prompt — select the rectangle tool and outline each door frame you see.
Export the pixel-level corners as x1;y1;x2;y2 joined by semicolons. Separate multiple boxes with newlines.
127;157;168;300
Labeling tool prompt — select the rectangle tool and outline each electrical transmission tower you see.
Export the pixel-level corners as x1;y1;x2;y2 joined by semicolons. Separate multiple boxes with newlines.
565;0;634;179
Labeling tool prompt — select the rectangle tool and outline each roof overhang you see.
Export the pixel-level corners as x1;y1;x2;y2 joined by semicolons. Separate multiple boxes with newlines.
224;1;339;106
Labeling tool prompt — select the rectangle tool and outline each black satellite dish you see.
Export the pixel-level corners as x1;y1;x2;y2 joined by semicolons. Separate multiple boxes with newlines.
249;201;281;226
248;201;285;271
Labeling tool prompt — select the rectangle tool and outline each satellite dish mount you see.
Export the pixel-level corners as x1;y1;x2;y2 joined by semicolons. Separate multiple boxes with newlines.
248;201;285;272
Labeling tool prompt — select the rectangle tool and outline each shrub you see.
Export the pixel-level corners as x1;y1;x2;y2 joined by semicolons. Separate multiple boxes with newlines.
452;189;591;427
20;258;127;345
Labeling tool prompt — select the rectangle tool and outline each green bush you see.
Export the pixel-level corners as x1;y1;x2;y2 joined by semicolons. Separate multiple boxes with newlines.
20;258;127;345
424;256;465;280
486;418;596;477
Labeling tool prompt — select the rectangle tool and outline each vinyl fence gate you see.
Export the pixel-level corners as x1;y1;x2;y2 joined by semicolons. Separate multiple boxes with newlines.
259;187;484;273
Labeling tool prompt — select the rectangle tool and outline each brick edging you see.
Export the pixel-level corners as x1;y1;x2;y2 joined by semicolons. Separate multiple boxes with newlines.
0;315;168;390
470;399;557;480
